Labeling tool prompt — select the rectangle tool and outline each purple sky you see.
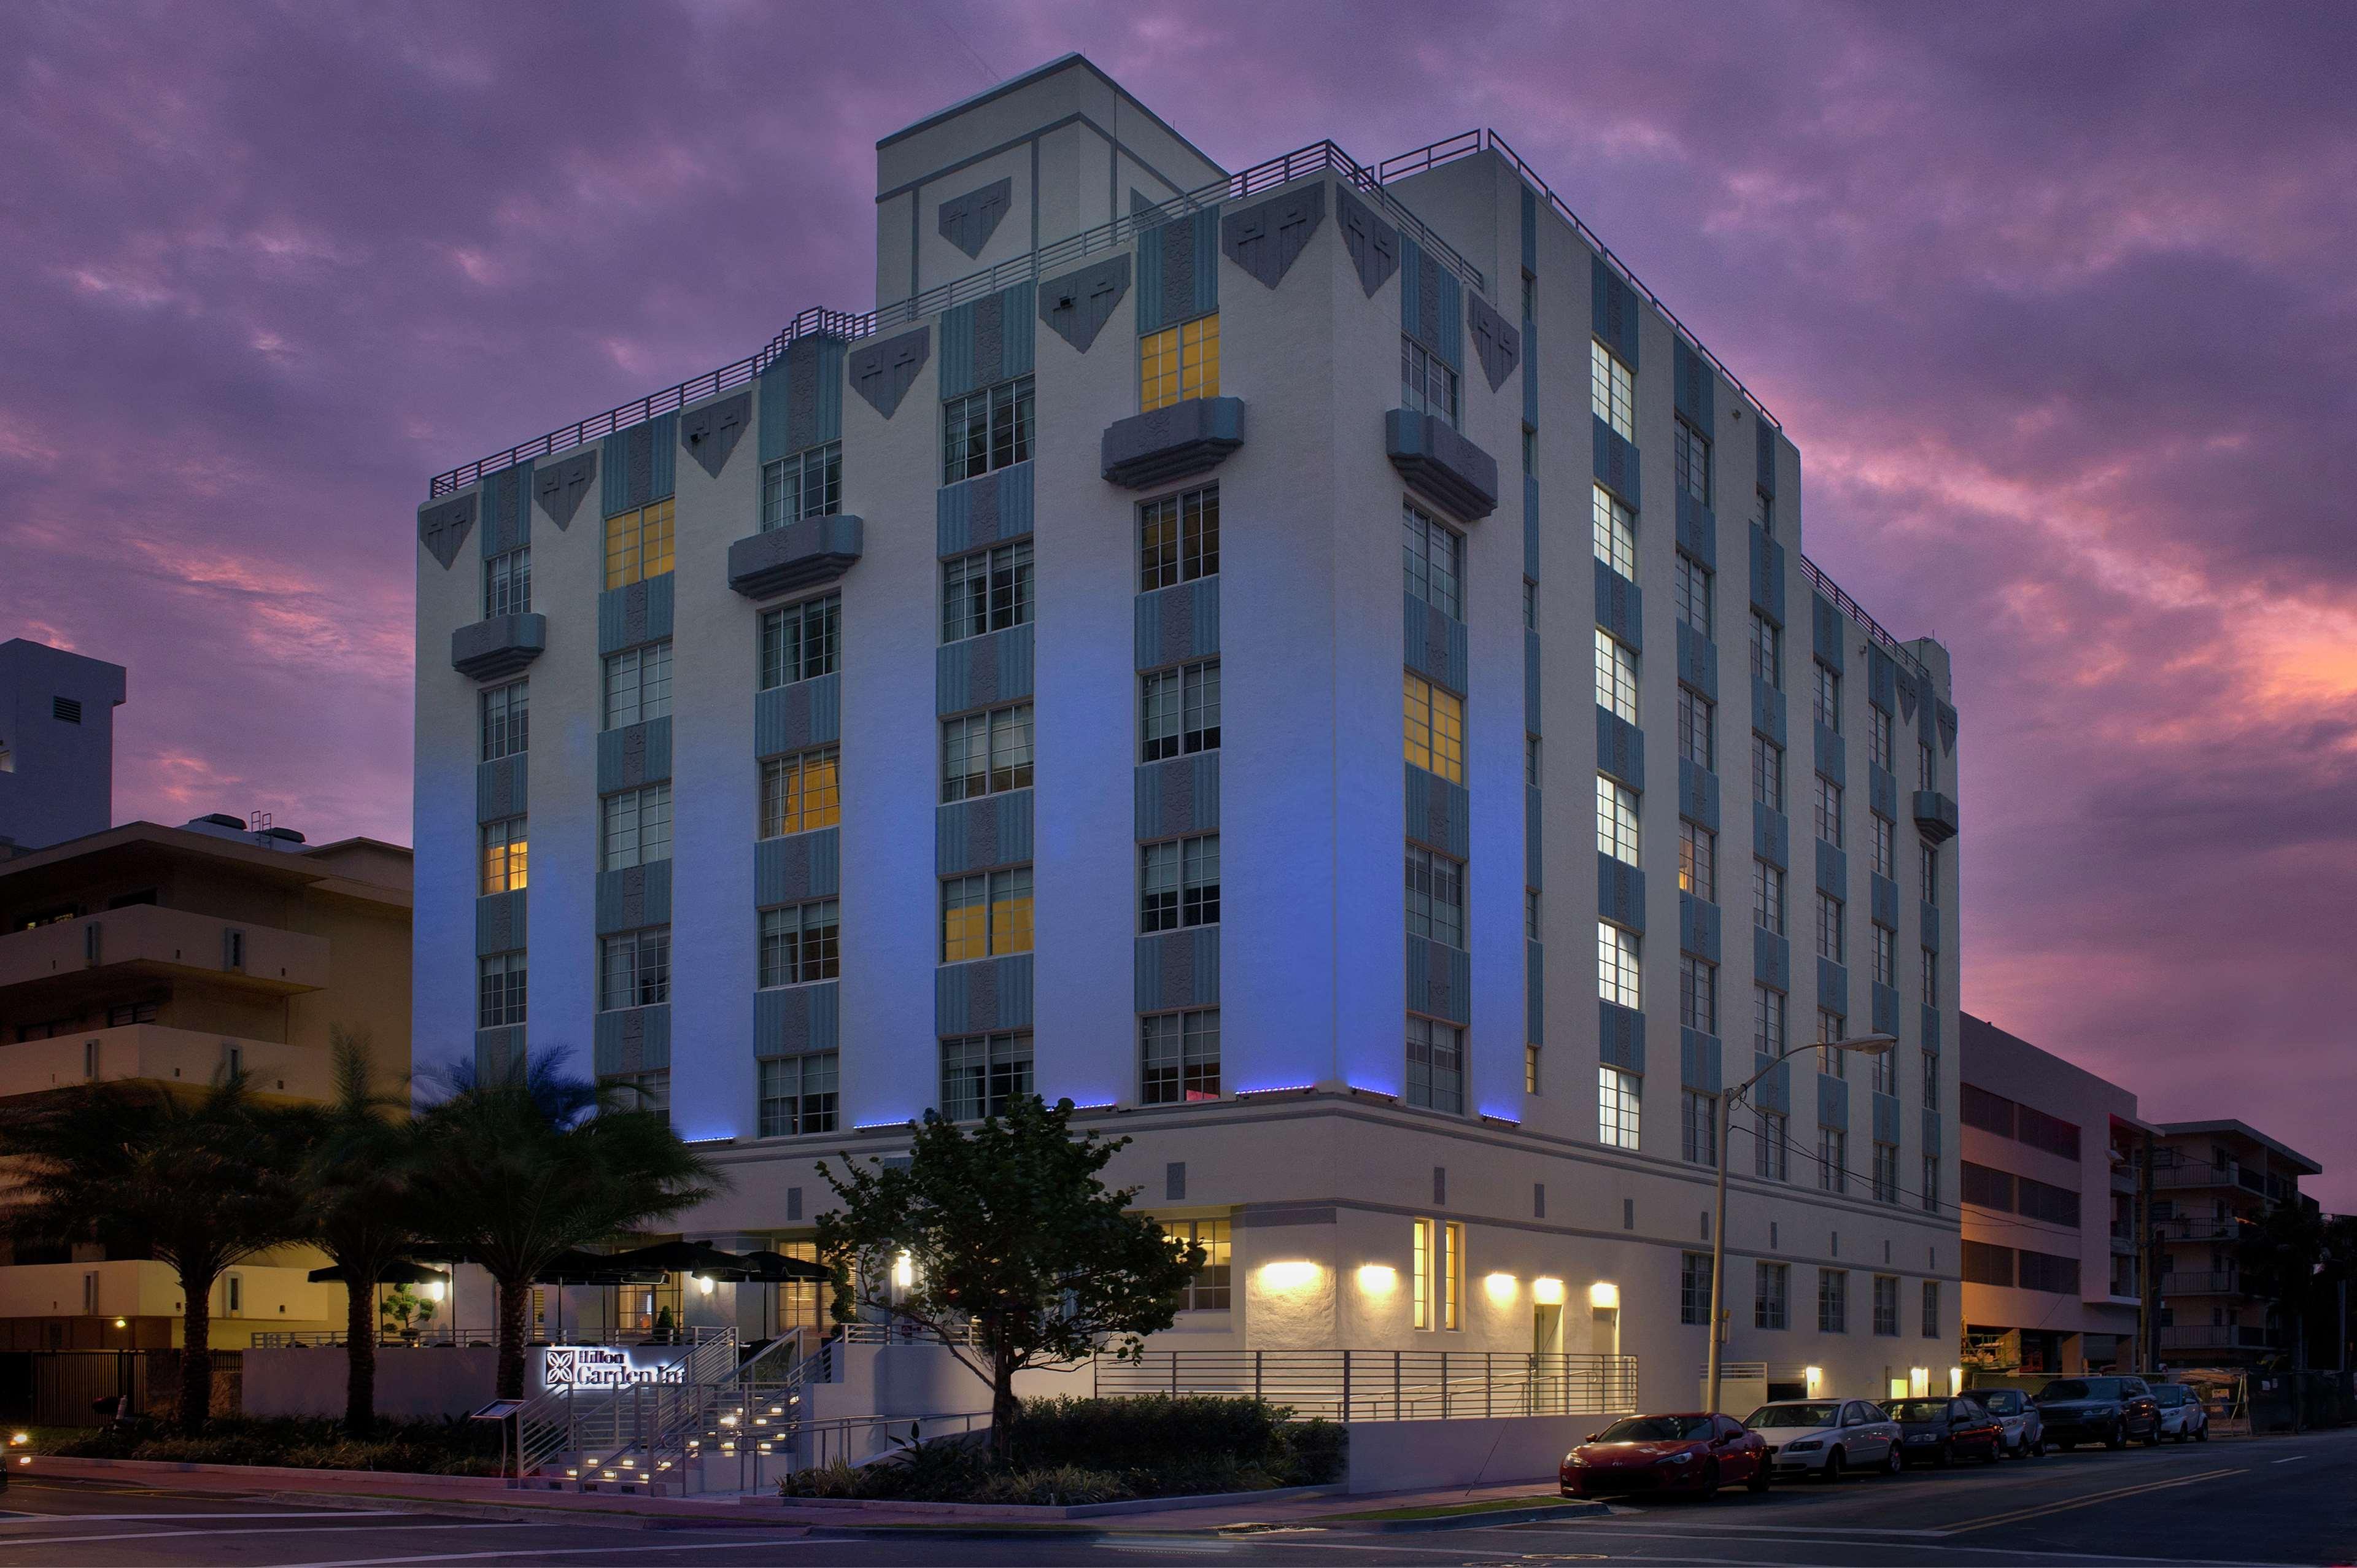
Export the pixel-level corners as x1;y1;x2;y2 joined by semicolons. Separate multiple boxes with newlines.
6;2;2351;1203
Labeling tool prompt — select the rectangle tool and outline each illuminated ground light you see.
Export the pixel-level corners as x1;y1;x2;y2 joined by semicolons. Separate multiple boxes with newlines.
1532;1276;1565;1305
1259;1260;1322;1291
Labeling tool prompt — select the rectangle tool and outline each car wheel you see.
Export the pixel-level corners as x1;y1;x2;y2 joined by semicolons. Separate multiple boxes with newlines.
2141;1421;2162;1448
2028;1437;2043;1458
1885;1445;1905;1476
1747;1458;1771;1494
1821;1450;1844;1484
1983;1439;2002;1465
1697;1462;1720;1501
2105;1424;2126;1451
2194;1421;2207;1443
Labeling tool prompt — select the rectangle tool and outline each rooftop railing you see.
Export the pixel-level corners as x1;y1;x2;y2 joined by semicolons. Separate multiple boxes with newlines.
1795;552;1933;684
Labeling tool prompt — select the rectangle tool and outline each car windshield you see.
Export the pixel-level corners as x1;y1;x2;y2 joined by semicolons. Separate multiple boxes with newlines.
1968;1391;2017;1413
1595;1416;1714;1443
1886;1400;1951;1422
1746;1403;1841;1428
2039;1379;2121;1402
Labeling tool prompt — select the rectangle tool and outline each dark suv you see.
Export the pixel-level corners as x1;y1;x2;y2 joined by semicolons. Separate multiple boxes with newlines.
2032;1376;2161;1450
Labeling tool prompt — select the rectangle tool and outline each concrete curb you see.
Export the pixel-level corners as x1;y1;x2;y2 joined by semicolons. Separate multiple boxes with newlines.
1301;1500;1611;1534
770;1481;1342;1520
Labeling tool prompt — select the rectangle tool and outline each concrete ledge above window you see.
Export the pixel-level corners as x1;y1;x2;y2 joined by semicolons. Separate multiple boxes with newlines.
1912;789;1959;844
451;613;546;681
727;515;865;601
1102;396;1247;489
1386;409;1498;520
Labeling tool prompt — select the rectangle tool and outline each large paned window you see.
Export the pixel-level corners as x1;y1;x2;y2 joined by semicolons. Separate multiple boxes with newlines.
759;747;840;838
1674;552;1713;638
1817;892;1846;964
1142;662;1220;760
1814;775;1844;848
1402;338;1460;426
1819;1269;1849;1334
940;1032;1032;1120
1680;955;1717;1034
1814;663;1841;733
1922;841;1940;903
1674;419;1711;504
1142;1010;1220;1104
484;547;531;617
1170;1218;1232;1310
1140;485;1220;591
481;816;528;895
1142;835;1221;932
1597;921;1641;1008
478;952;526;1029
1404;673;1465;782
943;703;1033;801
1752;735;1785;814
603;641;672;729
1595;630;1639;723
1871;815;1895;879
1923;946;1941;1007
1873;1141;1901;1205
1755;1261;1789;1329
604;1070;668;1123
1142;315;1220;411
942;867;1033;961
758;1051;839;1136
481;681;528;761
758;899;840;987
1873;924;1897;987
1754;983;1787;1057
762;442;840;528
1818;1127;1848;1195
1922;1281;1941;1338
1598;1066;1641;1149
1679;820;1716;900
1405;846;1465;948
1682;1091;1719;1167
1755;1109;1790;1181
1406;1018;1465;1114
600;928;670;1011
1592;486;1637;578
943;542;1032;642
600;784;672;870
1870;706;1894;771
1753;860;1786;935
759;595;840;689
943;376;1032;482
1596;775;1641;864
1678;687;1716;770
1591;341;1635;441
1681;1252;1714;1324
1750;612;1781;689
605;499;674;590
1817;1009;1849;1070
1403;504;1463;617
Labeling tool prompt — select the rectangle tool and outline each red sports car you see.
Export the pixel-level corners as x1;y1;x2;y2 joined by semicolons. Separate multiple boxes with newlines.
1560;1412;1770;1500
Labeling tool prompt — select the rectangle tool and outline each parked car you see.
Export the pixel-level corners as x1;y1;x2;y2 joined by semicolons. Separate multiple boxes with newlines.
1886;1397;2005;1466
1560;1413;1770;1500
2149;1381;2210;1443
1960;1386;2045;1458
1744;1399;1905;1481
2032;1376;2162;1450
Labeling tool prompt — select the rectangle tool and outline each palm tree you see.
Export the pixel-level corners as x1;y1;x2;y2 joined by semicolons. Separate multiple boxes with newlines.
0;1072;313;1434
301;1028;427;1435
411;1054;722;1399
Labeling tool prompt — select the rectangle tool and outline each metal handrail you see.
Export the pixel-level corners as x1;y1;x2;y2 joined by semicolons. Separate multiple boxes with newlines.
1794;552;1932;684
1094;1349;1638;1422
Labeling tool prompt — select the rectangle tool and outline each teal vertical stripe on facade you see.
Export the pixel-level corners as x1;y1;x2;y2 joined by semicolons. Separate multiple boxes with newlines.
1752;1051;1790;1113
1525;941;1544;1045
1398;237;1420;337
1599;1001;1645;1073
939;298;977;401
1681;1028;1723;1094
1817;1071;1849;1132
1437;269;1461;368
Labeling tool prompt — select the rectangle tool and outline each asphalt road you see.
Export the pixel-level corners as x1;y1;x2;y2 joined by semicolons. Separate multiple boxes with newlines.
0;1427;2348;1566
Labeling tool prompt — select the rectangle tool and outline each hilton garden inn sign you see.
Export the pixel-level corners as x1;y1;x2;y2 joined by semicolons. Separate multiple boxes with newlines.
540;1346;687;1390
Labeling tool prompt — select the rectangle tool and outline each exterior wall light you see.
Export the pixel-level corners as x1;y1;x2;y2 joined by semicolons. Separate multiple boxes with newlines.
1355;1264;1398;1293
1260;1261;1320;1291
1887;1375;1909;1400
113;1318;128;1329
1949;1366;1964;1397
1532;1276;1565;1305
424;1280;447;1303
1910;1367;1931;1397
1587;1281;1619;1311
1483;1272;1518;1304
892;1251;914;1290
1804;1365;1824;1396
694;1275;714;1296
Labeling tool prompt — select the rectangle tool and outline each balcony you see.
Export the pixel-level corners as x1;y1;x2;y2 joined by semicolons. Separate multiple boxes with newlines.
449;612;547;681
1913;789;1959;844
2163;1272;2241;1296
1101;396;1246;490
2158;1324;2276;1353
0;906;329;998
727;514;865;601
1385;409;1498;520
0;1025;334;1102
2153;1161;2240;1191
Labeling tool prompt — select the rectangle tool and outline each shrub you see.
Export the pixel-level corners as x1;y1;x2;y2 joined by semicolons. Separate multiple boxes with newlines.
1005;1395;1288;1472
47;1416;504;1477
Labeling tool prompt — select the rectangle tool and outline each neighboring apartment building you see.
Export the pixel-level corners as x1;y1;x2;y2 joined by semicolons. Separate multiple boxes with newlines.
0;816;414;1350
0;638;126;854
412;56;1964;1405
1957;1013;2149;1376
2150;1119;2322;1369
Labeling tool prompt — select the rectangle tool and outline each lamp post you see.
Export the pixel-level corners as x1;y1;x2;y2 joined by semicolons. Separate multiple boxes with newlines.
1705;1032;1895;1416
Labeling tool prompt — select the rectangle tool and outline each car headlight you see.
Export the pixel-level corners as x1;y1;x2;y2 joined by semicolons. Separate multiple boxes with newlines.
1657;1451;1695;1465
1567;1454;1589;1467
1786;1439;1822;1451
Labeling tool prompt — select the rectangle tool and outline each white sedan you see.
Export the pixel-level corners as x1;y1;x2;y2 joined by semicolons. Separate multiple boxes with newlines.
1745;1399;1905;1481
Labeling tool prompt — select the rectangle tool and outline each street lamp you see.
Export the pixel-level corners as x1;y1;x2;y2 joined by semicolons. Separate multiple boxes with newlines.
1705;1032;1895;1416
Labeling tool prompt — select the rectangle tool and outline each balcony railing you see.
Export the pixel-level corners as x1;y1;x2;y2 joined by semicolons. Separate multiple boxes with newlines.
1795;554;1933;685
0;1024;334;1100
0;906;329;995
2158;1325;2276;1352
1093;1349;1638;1422
2162;1272;2242;1296
2152;1162;2240;1191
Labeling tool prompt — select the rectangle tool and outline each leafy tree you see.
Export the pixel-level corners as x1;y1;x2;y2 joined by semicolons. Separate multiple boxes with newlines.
816;1095;1204;1462
2239;1200;2326;1368
0;1073;313;1434
409;1054;721;1399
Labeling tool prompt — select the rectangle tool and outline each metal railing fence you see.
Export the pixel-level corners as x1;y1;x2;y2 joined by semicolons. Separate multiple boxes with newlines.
1093;1349;1638;1422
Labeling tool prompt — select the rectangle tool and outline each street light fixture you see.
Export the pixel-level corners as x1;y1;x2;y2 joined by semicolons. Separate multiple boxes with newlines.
1705;1032;1895;1416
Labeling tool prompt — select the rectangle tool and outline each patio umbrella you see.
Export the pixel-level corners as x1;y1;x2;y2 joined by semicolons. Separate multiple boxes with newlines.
533;1248;664;1284
727;1249;834;1283
601;1240;748;1276
306;1261;452;1284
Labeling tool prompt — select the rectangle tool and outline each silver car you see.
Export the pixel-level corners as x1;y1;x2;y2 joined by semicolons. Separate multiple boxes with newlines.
2151;1382;2210;1442
1745;1399;1905;1481
1962;1386;2045;1458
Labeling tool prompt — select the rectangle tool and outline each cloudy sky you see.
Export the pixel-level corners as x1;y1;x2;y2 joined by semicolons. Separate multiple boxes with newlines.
6;1;2351;1203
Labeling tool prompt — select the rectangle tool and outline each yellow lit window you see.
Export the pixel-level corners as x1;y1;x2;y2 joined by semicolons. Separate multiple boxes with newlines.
1140;314;1220;413
942;867;1033;962
605;498;675;590
1412;1218;1432;1330
480;819;528;894
759;749;840;838
1404;673;1465;783
1442;1221;1464;1331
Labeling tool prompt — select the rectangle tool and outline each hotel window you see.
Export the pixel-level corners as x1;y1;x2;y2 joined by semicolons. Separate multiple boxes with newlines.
1680;955;1717;1035
1405;846;1465;948
1921;842;1939;902
1590;340;1635;441
106;1002;159;1028
1922;1050;1940;1111
1441;1220;1466;1329
1143;314;1220;411
1403;503;1463;617
1817;1008;1849;1073
1680;1252;1713;1324
484;547;530;617
600;784;672;870
943;374;1032;482
1598;921;1641;1008
605;1070;669;1123
942;867;1033;962
1170;1218;1231;1311
1679;820;1717;901
1525;889;1542;941
1818;1127;1848;1195
1756;1109;1790;1181
1140;485;1220;592
480;681;528;761
943;703;1034;801
758;1051;838;1137
1752;733;1784;812
1873;1141;1900;1205
1873;1274;1900;1336
1591;486;1636;579
1755;485;1775;538
1678;687;1716;770
604;498;674;590
1816;892;1845;964
1403;673;1465;782
599;928;670;1011
759;747;840;838
1754;983;1786;1057
1752;860;1786;936
762;442;841;528
1872;925;1896;988
1871;814;1895;879
1813;663;1841;733
1596;775;1641;865
1814;776;1843;848
1598;1067;1641;1150
1401;337;1460;427
1525;1042;1542;1094
1819;1269;1849;1334
1674;419;1711;505
1523;578;1537;630
1870;706;1894;772
1142;1009;1220;1104
943;541;1032;643
603;641;671;730
1922;1280;1941;1338
1142;662;1220;762
1755;1261;1789;1330
1594;630;1639;724
1406;1018;1465;1114
1413;1219;1433;1329
1681;1091;1719;1167
1749;611;1781;689
1142;835;1221;933
1674;552;1713;638
480;817;527;894
940;1031;1032;1120
1922;1154;1940;1215
1526;735;1542;787
758;899;840;988
1919;739;1937;792
1871;1038;1897;1095
1922;946;1940;1008
477;951;527;1029
759;594;840;689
